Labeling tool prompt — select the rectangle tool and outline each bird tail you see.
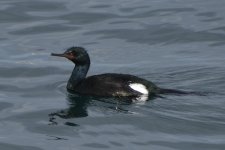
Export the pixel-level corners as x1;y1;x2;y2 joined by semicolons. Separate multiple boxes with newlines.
159;88;190;95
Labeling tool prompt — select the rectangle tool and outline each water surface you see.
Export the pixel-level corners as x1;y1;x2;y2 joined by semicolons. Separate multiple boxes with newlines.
1;0;225;150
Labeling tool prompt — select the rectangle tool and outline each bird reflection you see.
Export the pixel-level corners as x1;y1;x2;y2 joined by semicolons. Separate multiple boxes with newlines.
48;94;90;125
48;94;134;125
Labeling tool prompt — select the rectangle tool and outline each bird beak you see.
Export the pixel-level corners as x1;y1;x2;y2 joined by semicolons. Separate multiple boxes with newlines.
51;53;75;60
51;53;66;57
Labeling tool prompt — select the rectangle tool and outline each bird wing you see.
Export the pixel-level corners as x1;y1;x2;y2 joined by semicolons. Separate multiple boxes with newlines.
74;73;140;96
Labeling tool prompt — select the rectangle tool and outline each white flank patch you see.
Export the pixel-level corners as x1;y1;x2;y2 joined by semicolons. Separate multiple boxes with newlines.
129;83;149;95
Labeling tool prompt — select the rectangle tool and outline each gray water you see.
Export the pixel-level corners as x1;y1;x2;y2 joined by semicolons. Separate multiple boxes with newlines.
1;0;225;150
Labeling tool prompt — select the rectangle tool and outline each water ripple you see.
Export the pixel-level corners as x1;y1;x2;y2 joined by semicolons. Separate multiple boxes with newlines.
0;0;225;150
85;24;225;45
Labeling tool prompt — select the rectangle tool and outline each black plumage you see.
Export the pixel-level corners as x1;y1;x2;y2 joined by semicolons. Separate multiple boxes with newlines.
51;47;188;99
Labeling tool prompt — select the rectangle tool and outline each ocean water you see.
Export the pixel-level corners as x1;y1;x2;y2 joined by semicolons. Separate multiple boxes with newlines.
0;0;225;150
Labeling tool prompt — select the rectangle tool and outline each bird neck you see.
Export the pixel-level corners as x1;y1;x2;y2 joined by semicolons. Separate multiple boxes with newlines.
67;63;90;90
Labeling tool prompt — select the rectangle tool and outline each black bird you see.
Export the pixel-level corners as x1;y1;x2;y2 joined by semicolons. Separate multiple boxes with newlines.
51;47;187;101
